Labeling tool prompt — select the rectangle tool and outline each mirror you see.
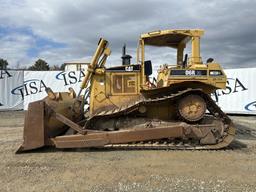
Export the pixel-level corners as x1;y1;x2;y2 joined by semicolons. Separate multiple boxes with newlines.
144;60;152;76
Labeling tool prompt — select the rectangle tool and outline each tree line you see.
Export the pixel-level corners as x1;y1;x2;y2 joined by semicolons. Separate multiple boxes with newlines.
0;58;65;71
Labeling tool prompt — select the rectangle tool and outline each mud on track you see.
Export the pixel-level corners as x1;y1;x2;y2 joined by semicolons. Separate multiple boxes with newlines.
0;111;256;192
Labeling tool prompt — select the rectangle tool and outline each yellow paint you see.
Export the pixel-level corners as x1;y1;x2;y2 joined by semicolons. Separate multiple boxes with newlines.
84;29;226;114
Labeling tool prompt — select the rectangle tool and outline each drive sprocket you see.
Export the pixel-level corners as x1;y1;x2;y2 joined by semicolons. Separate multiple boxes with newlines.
177;94;206;122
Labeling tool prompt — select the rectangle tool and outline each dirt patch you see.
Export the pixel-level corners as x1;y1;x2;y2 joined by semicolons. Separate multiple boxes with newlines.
0;111;256;192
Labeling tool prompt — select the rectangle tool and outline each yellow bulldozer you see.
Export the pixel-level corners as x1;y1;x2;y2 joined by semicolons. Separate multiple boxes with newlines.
17;29;235;153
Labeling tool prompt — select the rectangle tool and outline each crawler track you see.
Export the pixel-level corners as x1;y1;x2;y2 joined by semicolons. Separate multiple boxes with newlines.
85;89;235;150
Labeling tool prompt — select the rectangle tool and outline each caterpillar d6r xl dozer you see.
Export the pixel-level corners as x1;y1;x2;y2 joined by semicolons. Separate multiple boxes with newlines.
17;29;235;153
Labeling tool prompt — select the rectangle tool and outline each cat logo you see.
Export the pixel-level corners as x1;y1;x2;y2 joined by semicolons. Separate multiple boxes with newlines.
125;66;133;72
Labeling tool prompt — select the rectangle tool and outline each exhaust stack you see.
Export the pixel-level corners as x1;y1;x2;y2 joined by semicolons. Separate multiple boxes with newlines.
121;44;132;65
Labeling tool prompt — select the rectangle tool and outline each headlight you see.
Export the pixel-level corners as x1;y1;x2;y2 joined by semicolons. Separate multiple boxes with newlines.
210;70;222;76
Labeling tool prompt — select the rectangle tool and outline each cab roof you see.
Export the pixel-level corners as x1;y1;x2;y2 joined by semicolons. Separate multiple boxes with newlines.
140;29;204;48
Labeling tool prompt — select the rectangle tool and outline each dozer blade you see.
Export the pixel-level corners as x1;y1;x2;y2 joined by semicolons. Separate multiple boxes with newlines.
16;88;80;153
16;101;46;153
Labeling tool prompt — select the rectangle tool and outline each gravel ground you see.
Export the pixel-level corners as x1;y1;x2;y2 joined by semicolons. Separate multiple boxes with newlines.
0;111;256;192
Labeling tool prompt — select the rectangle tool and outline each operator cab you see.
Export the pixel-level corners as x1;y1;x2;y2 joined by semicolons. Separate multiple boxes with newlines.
138;29;226;91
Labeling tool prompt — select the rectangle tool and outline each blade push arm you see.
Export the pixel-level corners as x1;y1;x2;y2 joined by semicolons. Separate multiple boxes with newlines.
78;38;110;97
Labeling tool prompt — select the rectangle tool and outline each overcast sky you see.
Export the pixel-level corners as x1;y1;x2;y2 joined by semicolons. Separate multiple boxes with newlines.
0;0;255;69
